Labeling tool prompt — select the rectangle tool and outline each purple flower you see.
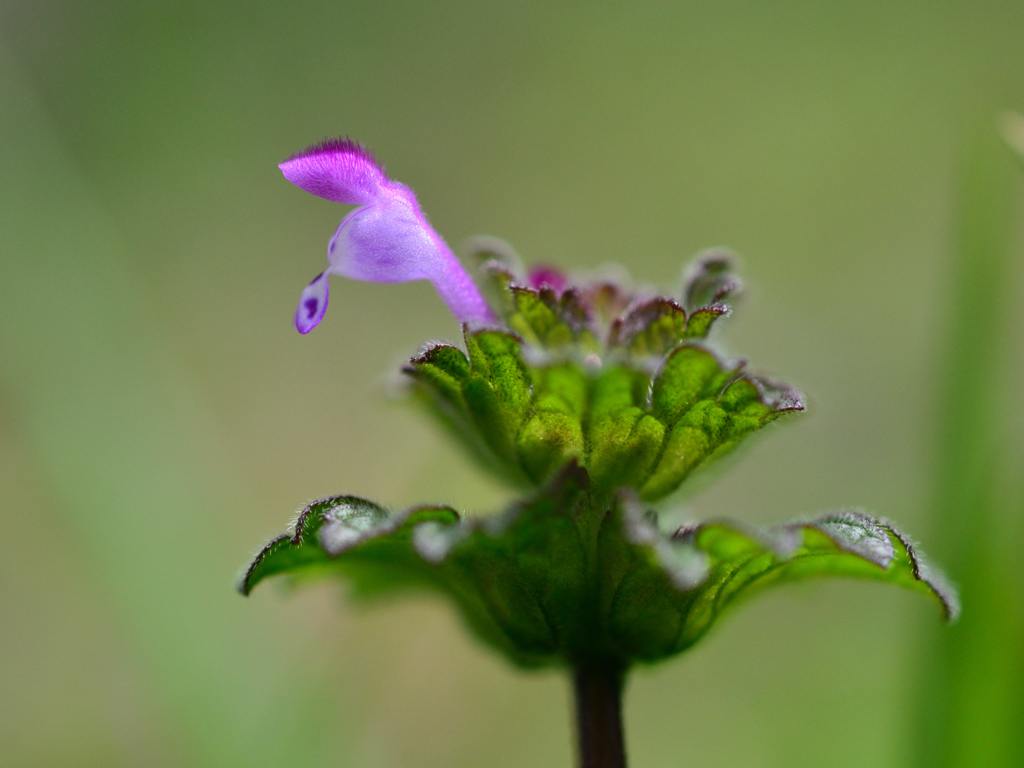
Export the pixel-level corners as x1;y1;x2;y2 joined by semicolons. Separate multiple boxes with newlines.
280;138;493;333
526;265;568;295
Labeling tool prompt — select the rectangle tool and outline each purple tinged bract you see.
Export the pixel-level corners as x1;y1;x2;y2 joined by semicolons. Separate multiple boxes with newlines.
280;138;493;333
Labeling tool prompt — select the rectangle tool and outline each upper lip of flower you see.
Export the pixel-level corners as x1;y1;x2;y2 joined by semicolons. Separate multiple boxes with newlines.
280;137;494;333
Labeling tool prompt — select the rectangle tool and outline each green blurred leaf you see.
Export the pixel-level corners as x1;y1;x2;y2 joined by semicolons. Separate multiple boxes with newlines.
999;111;1024;164
912;124;1024;768
681;249;742;314
609;294;729;357
464;235;524;317
683;306;728;338
610;298;689;355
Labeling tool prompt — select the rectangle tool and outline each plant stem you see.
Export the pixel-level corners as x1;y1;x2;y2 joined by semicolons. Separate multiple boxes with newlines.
573;660;627;768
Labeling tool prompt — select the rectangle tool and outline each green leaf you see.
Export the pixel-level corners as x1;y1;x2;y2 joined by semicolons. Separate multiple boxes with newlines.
642;348;803;500
464;235;523;317
239;496;459;597
586;365;667;490
589;365;649;417
587;407;665;491
609;296;729;354
508;287;568;346
683;306;728;338
419;464;595;665
532;362;588;418
681;249;742;313
463;330;533;469
406;334;802;500
682;511;959;640
402;258;803;500
605;499;958;661
406;333;801;501
649;345;734;425
517;409;585;483
404;343;514;480
405;343;470;408
241;470;956;670
504;285;594;350
610;298;689;356
241;466;598;668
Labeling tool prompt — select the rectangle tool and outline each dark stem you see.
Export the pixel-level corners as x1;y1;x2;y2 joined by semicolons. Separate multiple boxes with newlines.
573;660;627;768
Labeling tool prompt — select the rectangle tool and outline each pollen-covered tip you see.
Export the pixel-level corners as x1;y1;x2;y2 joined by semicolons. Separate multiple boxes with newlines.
295;272;329;334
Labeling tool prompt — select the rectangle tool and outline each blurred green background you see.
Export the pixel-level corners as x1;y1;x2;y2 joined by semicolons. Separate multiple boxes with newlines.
2;1;1023;766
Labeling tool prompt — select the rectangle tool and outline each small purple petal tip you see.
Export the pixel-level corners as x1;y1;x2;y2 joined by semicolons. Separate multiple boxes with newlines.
527;265;568;295
295;272;329;334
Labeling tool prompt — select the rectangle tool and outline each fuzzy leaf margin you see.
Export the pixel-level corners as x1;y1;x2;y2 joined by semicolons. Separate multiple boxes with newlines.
239;496;460;597
663;508;960;651
597;499;957;662
239;469;597;667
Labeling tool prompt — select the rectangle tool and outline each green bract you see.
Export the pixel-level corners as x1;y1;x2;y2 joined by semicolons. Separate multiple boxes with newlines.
241;251;958;671
405;252;801;499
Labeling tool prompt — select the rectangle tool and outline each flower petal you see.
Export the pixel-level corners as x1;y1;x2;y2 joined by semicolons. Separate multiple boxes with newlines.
294;271;329;334
527;265;568;295
283;138;494;328
279;138;387;205
328;196;435;283
327;190;493;324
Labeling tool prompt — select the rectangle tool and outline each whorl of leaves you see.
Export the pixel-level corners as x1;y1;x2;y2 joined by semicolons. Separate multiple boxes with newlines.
241;466;956;668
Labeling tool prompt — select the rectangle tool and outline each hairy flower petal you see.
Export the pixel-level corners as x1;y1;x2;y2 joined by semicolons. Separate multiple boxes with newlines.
282;138;493;331
279;137;387;205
